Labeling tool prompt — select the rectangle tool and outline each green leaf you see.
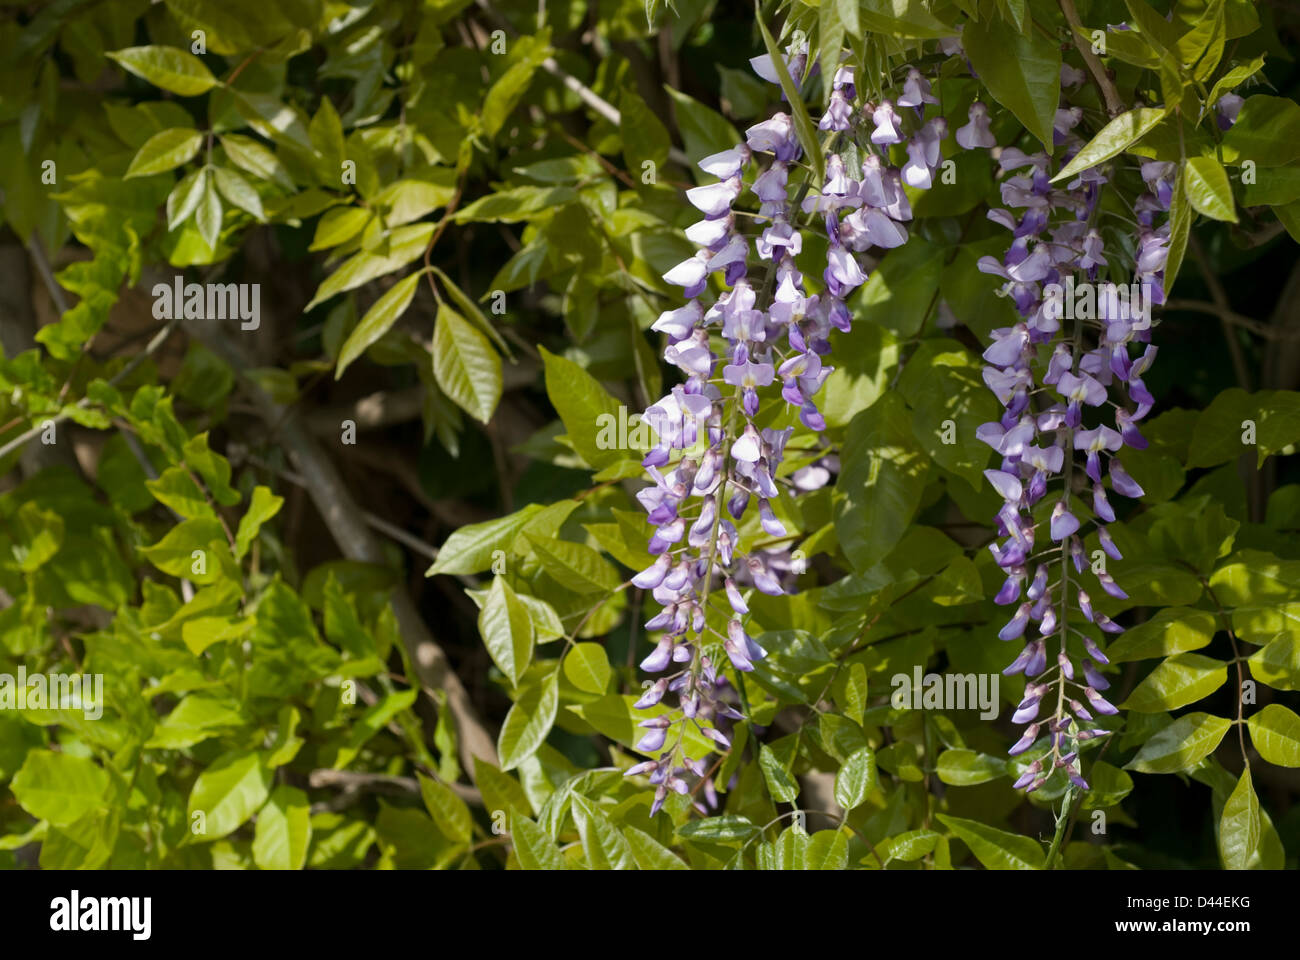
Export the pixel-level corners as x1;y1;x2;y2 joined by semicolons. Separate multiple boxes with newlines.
10;501;64;571
432;304;502;424
1120;653;1228;712
11;750;109;827
108;45;218;96
1210;550;1300;606
538;345;625;470
624;825;689;869
195;173;223;252
146;693;247;749
936;750;1007;786
1126;712;1232;774
1105;607;1217;662
1218;769;1259;870
563;642;611;694
125;127;203;179
569;794;633;869
676;815;756;843
478;576;535;689
453;186;576;224
234;485;283;560
335;271;422;380
1183;156;1238;222
304;223;435;310
759;742;800;803
308;96;345;180
1207;55;1265;107
803;828;850;869
526;534;621;595
510;812;565;869
834;747;879;810
146;463;213;515
182;615;253;655
481;34;552;139
935;813;1044;870
425;504;544;576
834;393;928;573
1081;761;1135;810
220;133;294;191
252;785;311;870
213;166;264;220
754;6;823;184
187;751;273;841
963;15;1061;151
896;338;999;487
1247;633;1300;691
1246;704;1300;767
854;238;945;339
1050;108;1167;183
167;167;208;230
1221;95;1300;167
498;672;559;770
140;517;231;583
418;773;473;844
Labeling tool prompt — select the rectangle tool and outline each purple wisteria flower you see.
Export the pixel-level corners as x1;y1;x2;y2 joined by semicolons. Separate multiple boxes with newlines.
964;88;1171;793
628;45;948;814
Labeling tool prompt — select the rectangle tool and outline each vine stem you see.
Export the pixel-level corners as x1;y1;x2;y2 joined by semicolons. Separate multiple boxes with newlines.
1058;0;1125;117
1042;785;1076;869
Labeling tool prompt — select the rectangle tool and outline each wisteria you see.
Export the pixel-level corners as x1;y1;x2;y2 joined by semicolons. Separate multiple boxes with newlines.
971;73;1172;793
629;42;950;814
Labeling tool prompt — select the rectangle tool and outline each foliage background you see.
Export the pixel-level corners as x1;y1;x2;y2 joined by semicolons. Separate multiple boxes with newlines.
0;0;1299;869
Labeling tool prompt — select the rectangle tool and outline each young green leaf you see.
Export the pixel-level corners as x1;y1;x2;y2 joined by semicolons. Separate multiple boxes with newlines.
213;166;265;220
336;271;422;380
1050;108;1167;183
935;813;1044;870
125;128;203;179
1183;156;1238;222
432;303;503;424
252;786;312;870
498;672;559;770
478;576;535;689
108;46;218;96
563;642;611;694
1218;768;1260;869
1246;704;1300;767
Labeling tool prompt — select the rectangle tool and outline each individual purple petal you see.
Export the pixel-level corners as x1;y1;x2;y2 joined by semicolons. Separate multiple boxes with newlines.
1050;500;1080;541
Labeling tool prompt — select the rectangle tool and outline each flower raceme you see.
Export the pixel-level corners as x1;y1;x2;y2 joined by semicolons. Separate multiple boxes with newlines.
626;44;956;815
971;71;1172;793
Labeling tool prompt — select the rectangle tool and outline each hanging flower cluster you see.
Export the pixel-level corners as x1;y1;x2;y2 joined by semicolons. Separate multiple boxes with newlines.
966;67;1171;792
628;43;951;814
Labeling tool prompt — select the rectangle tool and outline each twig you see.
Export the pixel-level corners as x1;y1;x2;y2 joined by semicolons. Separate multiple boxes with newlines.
1058;0;1125;118
1167;298;1299;340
